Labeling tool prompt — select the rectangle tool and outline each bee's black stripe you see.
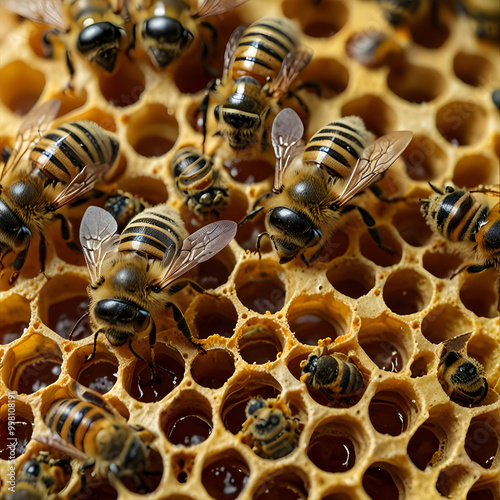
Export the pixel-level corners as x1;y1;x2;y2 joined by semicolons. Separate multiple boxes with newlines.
317;128;365;149
253;21;296;46
47;400;67;429
67;404;92;445
472;206;490;242
446;194;473;236
120;234;168;253
32;147;71;179
54;400;80;435
305;145;350;168
58;125;96;163
56;135;87;169
235;56;273;70
82;413;105;444
331;121;360;134
238;39;283;63
73;123;106;164
339;363;351;394
436;191;463;229
312;136;360;161
242;31;290;52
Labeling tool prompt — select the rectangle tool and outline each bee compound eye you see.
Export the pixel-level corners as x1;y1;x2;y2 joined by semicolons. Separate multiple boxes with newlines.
214;105;220;120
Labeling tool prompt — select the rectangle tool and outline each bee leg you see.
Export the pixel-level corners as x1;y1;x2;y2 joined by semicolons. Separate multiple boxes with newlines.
369;184;407;203
63;50;76;94
38;232;47;275
86;331;100;362
69;312;89;341
165;301;206;354
199;22;220;78
41;29;58;59
199;91;211;146
239;205;265;226
255;232;271;259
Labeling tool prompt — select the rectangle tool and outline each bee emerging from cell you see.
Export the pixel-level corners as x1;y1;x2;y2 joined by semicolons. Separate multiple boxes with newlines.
437;333;489;406
239;397;299;460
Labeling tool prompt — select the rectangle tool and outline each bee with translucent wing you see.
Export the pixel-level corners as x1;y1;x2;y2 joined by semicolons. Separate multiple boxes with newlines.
0;99;119;284
78;204;237;377
241;108;413;264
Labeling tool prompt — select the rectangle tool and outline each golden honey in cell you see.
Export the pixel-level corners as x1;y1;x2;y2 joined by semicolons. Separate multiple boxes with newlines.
242;108;412;264
79;204;237;372
0;99;119;283
207;17;312;150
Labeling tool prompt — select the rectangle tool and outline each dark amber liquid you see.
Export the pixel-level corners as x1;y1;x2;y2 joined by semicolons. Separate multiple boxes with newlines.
0;415;32;459
361;340;403;372
168;415;212;446
467;484;498;500
465;421;497;469
237;279;285;314
317;230;349;262
195;310;237;339
254;476;308;500
407;426;440;470
99;64;145;108
48;296;92;341
129;353;184;403
0;321;28;344
289;313;338;345
195;258;230;290
369;398;408;436
333;279;370;299
133;135;173;157
362;467;399;500
304;21;337;38
17;359;61;394
191;349;235;389
78;360;117;394
223;158;273;183
307;435;356;473
202;457;249;500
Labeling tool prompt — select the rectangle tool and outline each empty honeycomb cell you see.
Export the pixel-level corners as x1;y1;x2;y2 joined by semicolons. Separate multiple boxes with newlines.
467;333;499;374
359;226;403;267
286;350;310;381
341;95;397;136
387;62;446;103
467;480;500;499
160;390;213;446
422;249;465;279
113;175;169;205
99;61;145;107
327;259;376;299
316;229;349;263
358;319;412;373
127;346;185;403
237;319;283;364
223;155;274;184
410;353;433;378
392;202;434;247
383;269;432;315
68;106;117;132
174;56;214;94
0;294;30;345
0;61;45;115
307;417;364;473
201;450;249;500
322;489;356;500
436;101;487;146
192;295;238;339
283;0;349;38
221;374;280;434
401;135;447;181
407;422;442;470
191;348;235;389
191;247;235;290
464;414;499;469
408;5;451;49
287;294;350;345
362;464;401;500
235;263;286;315
368;389;415;436
126;103;178;157
51;88;87;117
460;268;500;318
453;154;498;188
38;275;91;340
253;469;309;499
453;51;497;87
0;400;33;460
421;304;473;344
299;57;349;99
3;334;62;395
436;464;470;498
76;356;118;395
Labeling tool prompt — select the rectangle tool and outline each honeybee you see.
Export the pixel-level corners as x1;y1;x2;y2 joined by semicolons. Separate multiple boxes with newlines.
1;452;73;500
300;343;365;401
345;30;403;68
206;17;313;150
241;108;413;264
0;99;119;283
104;190;149;231
125;0;249;68
438;333;488;406
0;0;132;83
78;204;237;375
239;397;299;460
420;184;500;297
38;380;154;489
171;147;229;217
377;0;424;25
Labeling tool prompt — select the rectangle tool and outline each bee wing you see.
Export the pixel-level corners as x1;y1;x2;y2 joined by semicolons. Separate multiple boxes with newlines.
35;432;88;462
0;98;61;182
50;163;110;210
153;220;237;290
271;46;313;97
80;206;120;286
192;0;248;18
222;25;246;79
271;108;304;192
0;0;68;31
333;130;413;207
441;332;473;355
69;379;123;418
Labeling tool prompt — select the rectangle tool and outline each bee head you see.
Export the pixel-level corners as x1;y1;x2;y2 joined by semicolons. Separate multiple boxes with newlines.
246;398;267;418
77;22;123;72
301;354;319;383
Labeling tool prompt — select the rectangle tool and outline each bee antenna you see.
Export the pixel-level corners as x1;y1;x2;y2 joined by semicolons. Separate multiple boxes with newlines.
68;312;90;341
428;182;443;195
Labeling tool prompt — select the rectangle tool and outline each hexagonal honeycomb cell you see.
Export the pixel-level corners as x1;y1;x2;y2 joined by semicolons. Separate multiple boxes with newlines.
0;1;499;499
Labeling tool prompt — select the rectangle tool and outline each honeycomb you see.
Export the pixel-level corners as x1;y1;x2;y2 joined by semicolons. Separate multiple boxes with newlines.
0;0;499;499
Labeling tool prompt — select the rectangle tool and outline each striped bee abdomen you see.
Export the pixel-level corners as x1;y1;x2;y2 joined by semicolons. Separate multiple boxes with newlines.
231;18;299;86
172;148;215;193
30;121;119;185
45;399;106;453
303;116;375;180
118;205;188;261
